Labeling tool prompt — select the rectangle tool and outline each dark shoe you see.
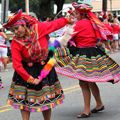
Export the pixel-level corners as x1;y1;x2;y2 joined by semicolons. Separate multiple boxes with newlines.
77;113;91;118
91;106;105;113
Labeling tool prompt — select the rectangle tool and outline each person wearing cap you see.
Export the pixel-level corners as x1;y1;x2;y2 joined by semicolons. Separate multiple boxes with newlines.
54;2;120;118
3;10;72;120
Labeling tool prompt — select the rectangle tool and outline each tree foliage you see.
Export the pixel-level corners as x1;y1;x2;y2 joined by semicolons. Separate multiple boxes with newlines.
8;0;76;20
9;0;25;12
9;0;55;20
65;0;77;3
29;0;54;20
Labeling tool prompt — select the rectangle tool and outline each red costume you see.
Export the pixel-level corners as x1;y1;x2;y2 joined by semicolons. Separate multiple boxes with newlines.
72;19;97;47
3;10;69;112
11;18;68;81
55;2;120;83
111;24;120;34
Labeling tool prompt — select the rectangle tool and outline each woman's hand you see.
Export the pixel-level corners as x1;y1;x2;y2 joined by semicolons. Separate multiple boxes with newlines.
33;78;41;85
27;76;34;84
66;15;75;24
97;41;103;46
27;76;42;85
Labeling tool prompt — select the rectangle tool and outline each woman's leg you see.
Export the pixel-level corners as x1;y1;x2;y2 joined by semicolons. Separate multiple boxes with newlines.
106;41;113;53
21;110;30;120
115;40;119;50
42;109;51;120
1;47;9;71
79;81;91;114
2;57;8;70
89;82;104;109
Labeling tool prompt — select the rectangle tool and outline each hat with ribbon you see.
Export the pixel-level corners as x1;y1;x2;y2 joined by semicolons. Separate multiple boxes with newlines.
3;10;23;28
72;2;112;41
72;2;93;13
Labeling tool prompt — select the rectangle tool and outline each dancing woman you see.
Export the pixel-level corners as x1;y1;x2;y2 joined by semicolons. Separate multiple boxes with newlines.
3;10;71;120
55;2;120;118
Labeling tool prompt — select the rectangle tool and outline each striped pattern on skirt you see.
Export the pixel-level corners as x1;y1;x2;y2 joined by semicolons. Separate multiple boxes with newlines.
7;61;64;112
54;46;120;83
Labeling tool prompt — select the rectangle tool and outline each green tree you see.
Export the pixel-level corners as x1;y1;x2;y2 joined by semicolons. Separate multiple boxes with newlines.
9;0;25;12
9;0;55;20
29;0;54;20
65;0;77;3
8;0;77;21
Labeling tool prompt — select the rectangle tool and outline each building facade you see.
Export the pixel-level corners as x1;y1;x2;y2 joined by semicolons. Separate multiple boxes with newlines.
65;0;120;16
91;0;120;16
92;0;119;11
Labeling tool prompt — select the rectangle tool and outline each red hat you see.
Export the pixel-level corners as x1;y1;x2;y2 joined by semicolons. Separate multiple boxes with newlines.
72;2;93;13
3;10;22;28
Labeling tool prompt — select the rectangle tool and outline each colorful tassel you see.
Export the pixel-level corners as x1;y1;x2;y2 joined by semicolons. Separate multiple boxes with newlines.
38;58;56;81
38;25;74;82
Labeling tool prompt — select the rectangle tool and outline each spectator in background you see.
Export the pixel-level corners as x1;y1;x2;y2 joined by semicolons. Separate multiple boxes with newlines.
0;24;9;71
113;13;120;24
102;14;114;53
111;18;120;52
5;40;11;60
113;14;120;50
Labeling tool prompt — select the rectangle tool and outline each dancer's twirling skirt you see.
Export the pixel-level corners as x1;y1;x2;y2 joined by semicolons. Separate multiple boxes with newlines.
54;46;120;83
7;62;64;112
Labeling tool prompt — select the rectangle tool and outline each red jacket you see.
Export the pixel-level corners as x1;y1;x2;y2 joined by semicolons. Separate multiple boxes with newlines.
11;18;68;81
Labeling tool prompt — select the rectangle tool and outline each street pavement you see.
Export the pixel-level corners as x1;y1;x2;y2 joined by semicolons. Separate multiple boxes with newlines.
0;51;120;120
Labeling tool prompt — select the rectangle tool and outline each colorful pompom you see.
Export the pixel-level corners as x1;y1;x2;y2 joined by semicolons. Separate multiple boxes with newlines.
38;58;56;81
